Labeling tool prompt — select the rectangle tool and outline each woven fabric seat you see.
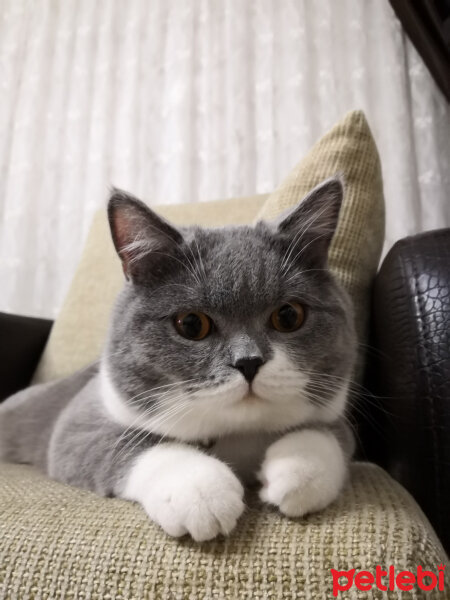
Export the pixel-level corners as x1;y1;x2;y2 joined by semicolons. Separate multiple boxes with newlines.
0;462;446;599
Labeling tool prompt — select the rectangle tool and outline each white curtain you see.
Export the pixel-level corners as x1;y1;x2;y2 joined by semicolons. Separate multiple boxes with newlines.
1;0;449;318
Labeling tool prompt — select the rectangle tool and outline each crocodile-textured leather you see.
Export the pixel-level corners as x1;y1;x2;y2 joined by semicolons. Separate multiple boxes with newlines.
372;228;450;553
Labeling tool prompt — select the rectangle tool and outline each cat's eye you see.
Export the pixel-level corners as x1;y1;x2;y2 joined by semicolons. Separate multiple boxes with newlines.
174;311;212;340
270;302;305;332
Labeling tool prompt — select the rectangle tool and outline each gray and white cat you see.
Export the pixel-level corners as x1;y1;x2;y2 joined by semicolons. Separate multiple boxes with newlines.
0;177;356;541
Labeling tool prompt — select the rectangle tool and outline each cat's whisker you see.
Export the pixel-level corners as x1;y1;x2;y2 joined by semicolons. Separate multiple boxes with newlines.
304;372;396;413
126;385;200;409
152;404;197;449
126;390;193;425
304;380;392;437
183;236;206;288
309;386;397;426
279;207;323;272
148;251;203;285
192;237;208;286
356;341;390;360
179;244;203;287
126;379;201;406
345;402;390;435
302;388;357;426
280;203;332;275
111;400;166;457
126;399;196;453
110;387;195;458
113;398;193;466
283;268;329;285
315;402;365;451
301;369;382;395
151;396;216;453
128;222;203;287
106;347;131;358
155;282;197;295
282;231;331;277
304;375;393;410
302;388;339;406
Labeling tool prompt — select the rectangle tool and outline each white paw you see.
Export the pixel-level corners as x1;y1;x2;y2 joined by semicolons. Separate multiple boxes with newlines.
122;444;245;541
258;429;346;517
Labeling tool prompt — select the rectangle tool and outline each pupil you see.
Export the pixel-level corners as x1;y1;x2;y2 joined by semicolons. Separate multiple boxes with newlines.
279;304;297;329
183;313;202;338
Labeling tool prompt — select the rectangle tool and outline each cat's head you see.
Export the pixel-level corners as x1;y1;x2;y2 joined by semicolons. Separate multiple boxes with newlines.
101;178;356;440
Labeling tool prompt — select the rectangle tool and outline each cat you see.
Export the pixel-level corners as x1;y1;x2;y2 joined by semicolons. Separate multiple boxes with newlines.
0;177;356;541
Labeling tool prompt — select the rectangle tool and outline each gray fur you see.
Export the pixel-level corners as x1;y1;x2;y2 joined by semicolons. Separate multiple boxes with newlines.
47;376;159;495
0;177;357;499
0;363;98;470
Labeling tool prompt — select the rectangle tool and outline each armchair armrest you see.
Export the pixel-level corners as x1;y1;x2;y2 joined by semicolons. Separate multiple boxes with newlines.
371;228;450;553
0;312;53;402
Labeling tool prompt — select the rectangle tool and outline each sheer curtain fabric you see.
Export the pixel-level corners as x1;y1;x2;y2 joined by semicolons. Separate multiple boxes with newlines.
0;0;449;317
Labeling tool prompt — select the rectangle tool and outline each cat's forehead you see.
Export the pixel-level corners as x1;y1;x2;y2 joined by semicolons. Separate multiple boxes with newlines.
195;226;280;277
179;226;284;314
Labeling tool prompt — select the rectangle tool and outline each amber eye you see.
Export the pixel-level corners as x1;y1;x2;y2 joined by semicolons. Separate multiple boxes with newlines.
270;302;305;332
174;311;212;340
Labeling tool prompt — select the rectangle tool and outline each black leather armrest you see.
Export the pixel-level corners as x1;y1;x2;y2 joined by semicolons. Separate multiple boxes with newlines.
0;312;53;402
371;228;450;553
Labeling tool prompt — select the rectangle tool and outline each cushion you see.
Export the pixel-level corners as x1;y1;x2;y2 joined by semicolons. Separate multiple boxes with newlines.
34;109;384;383
0;462;446;598
256;110;384;361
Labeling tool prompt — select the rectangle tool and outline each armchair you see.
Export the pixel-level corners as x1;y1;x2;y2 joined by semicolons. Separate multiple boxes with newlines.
1;229;448;599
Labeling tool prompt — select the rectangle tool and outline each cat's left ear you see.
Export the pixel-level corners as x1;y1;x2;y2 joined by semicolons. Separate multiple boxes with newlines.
273;176;343;263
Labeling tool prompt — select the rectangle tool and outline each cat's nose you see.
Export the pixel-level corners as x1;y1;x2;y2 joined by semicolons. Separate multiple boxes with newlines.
233;357;264;383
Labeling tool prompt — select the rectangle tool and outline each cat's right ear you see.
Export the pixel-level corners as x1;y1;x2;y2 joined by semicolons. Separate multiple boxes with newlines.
108;188;183;281
270;177;344;266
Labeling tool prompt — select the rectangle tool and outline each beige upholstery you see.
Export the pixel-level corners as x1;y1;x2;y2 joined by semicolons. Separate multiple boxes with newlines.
0;462;446;599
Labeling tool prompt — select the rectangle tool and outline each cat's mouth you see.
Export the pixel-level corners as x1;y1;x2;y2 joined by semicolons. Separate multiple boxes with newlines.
241;387;262;402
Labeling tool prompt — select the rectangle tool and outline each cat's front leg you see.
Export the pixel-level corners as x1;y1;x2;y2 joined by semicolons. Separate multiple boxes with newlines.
258;428;348;517
119;443;245;541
